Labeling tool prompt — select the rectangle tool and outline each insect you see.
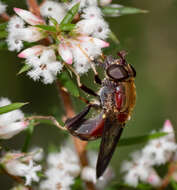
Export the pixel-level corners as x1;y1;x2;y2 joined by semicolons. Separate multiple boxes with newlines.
65;51;136;178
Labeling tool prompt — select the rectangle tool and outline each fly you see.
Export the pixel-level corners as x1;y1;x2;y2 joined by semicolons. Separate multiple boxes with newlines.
65;51;136;178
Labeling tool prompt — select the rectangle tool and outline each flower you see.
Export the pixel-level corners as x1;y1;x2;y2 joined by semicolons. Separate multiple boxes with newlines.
77;6;110;40
142;120;177;165
121;151;161;187
58;35;109;73
40;146;80;190
0;1;6;14
5;159;41;185
40;168;74;190
26;49;63;84
0;97;28;139
47;147;81;177
40;1;66;24
7;8;45;52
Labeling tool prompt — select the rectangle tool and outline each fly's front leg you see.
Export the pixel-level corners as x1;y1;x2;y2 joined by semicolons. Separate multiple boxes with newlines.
65;64;99;97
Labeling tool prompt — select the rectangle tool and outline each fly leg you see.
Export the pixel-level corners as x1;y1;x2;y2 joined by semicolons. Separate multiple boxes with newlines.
65;64;99;97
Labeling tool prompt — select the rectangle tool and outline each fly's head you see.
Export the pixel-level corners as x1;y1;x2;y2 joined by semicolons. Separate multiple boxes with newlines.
104;51;136;82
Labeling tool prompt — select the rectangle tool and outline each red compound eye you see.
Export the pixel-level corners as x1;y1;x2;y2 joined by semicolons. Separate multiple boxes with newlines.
106;64;129;81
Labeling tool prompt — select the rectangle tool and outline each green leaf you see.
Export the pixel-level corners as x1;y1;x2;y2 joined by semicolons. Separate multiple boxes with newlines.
22;122;34;152
60;3;80;25
60;23;76;31
0;40;8;50
71;177;84;190
171;179;177;190
0;102;28;115
0;22;8;30
109;31;119;44
87;132;168;150
102;5;148;17
35;25;57;32
18;64;31;75
48;17;59;26
0;30;7;39
58;70;80;97
118;132;167;146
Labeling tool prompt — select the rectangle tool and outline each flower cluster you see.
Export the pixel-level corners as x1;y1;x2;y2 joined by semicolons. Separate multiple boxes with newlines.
0;97;28;139
6;0;112;84
121;120;177;187
40;146;81;190
1;149;42;186
40;145;114;190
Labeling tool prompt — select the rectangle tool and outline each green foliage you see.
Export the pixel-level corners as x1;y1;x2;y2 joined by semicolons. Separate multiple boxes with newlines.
22;122;34;152
171;179;177;190
0;102;28;114
109;31;120;44
0;40;7;50
58;70;80;97
0;22;8;39
18;64;31;75
60;3;80;25
71;177;84;190
60;23;76;31
102;6;148;17
35;25;57;32
87;132;168;150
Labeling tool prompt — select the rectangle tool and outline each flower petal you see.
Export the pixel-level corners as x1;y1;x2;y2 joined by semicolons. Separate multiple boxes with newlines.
14;8;45;25
58;43;73;64
93;38;109;48
18;45;46;58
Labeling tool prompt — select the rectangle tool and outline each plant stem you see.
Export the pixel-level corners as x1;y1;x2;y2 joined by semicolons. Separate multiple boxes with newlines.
0;13;10;21
26;0;41;17
158;162;177;190
56;81;96;190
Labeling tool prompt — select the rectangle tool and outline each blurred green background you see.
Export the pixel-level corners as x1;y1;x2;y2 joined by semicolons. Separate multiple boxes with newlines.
1;0;177;189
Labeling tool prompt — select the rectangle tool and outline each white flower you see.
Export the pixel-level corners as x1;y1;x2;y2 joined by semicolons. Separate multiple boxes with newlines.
142;120;177;165
26;49;63;84
147;171;162;187
40;168;74;190
30;147;44;162
0;97;28;139
58;35;109;73
5;160;41;185
81;166;97;183
13;27;45;43
82;6;103;19
121;151;156;187
64;0;87;10
0;1;6;14
18;45;47;58
7;9;45;52
40;1;66;24
77;18;110;40
7;16;25;32
47;147;81;177
6;35;24;52
14;8;45;25
142;138;177;165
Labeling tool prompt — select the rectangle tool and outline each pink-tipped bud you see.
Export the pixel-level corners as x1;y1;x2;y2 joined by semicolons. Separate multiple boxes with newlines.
58;43;73;64
18;45;46;58
93;38;109;48
147;172;162;187
14;8;45;25
163;119;174;133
